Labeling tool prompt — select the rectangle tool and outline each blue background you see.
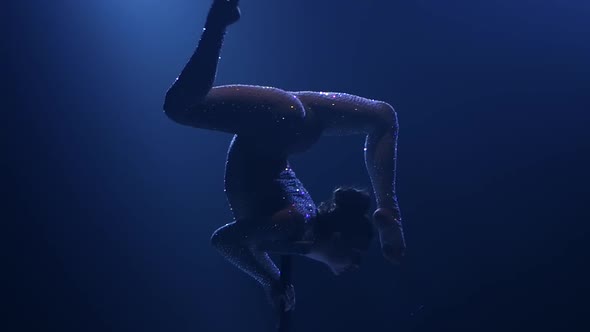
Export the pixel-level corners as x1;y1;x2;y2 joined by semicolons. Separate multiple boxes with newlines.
5;0;589;331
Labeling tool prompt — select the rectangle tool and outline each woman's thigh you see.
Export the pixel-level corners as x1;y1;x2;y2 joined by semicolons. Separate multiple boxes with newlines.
182;84;308;136
212;213;305;247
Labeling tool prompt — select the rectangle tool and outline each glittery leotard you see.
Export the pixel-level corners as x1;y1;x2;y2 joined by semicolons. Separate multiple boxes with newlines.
164;1;404;289
224;136;316;222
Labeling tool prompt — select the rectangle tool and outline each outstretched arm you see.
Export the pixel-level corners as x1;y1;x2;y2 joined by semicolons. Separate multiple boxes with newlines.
292;91;406;263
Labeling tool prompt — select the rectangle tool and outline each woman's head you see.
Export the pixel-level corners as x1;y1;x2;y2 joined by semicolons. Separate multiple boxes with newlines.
315;187;375;252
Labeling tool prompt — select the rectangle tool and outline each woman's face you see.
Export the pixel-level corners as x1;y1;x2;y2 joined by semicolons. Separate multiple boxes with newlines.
310;232;364;275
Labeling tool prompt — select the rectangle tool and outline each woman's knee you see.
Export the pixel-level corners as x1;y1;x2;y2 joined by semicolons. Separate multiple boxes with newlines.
211;221;254;249
210;224;233;248
372;101;399;132
162;84;209;125
163;90;190;124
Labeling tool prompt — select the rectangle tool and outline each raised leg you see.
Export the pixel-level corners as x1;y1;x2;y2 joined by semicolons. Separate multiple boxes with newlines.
163;1;306;136
211;215;303;288
210;220;280;288
292;91;406;263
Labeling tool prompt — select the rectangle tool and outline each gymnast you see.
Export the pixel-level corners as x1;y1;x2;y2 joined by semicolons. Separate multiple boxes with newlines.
164;0;406;312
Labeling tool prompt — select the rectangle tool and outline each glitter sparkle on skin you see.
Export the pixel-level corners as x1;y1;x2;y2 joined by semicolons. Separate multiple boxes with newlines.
164;0;405;296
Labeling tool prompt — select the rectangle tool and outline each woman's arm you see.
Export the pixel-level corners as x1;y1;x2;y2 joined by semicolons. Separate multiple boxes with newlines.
292;91;406;263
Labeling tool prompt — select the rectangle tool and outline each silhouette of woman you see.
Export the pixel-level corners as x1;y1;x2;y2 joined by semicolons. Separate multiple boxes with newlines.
164;0;405;312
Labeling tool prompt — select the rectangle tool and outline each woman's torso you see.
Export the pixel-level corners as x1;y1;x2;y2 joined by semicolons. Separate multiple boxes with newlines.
224;135;317;223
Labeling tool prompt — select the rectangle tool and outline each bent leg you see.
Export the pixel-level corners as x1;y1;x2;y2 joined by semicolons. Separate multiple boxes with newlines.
210;215;303;289
211;221;280;288
163;2;306;136
169;84;307;136
292;90;406;261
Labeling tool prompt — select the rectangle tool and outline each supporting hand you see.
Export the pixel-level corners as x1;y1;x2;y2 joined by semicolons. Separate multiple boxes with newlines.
265;281;296;312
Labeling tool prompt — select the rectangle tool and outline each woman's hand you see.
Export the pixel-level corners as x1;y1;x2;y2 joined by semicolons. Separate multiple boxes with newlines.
265;281;296;312
373;208;406;264
206;0;241;29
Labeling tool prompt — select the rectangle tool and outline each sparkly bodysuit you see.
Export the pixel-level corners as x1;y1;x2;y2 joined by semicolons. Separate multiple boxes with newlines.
224;136;316;222
164;1;403;291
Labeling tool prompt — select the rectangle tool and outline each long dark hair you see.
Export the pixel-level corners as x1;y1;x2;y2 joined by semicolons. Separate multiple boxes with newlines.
314;187;374;250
